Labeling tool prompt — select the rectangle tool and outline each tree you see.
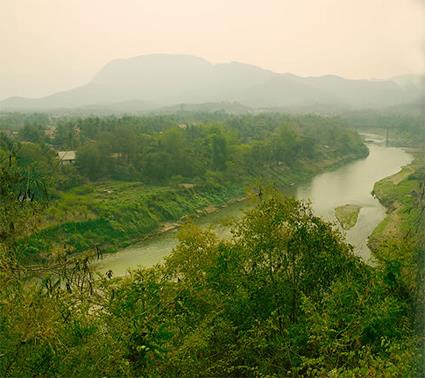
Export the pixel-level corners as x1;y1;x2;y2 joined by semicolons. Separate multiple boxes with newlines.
76;142;111;181
158;193;366;375
20;123;46;143
210;131;228;170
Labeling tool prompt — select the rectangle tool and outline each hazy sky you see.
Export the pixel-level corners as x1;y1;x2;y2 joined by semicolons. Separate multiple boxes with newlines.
1;0;424;100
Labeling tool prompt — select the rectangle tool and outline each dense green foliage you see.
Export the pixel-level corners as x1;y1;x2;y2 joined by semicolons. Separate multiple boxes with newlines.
0;188;421;376
2;112;367;184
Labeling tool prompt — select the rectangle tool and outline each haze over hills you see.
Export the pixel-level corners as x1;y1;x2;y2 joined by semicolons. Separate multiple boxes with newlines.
1;54;422;113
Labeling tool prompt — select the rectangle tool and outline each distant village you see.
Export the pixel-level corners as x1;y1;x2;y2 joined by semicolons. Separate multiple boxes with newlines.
1;120;76;164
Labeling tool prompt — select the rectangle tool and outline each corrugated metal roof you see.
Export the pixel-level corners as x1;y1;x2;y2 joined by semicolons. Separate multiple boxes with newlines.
57;151;76;161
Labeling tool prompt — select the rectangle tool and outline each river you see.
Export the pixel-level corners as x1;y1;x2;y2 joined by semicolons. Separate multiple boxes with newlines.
96;199;253;276
296;139;412;261
96;137;412;276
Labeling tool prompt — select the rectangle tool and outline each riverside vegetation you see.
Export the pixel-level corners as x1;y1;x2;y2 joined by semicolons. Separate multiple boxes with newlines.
1;112;368;263
0;112;423;376
368;150;425;374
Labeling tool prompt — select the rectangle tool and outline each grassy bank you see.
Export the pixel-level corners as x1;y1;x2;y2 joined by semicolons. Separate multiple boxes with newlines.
369;151;423;251
20;147;367;264
21;180;242;263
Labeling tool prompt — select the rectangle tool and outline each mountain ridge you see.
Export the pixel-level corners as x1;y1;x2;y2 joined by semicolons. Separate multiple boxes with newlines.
1;54;422;113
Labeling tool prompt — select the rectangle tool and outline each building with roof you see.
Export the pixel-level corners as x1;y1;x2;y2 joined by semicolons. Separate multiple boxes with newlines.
57;150;76;165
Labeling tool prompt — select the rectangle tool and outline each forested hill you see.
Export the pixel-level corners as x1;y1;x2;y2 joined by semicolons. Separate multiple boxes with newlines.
1;54;421;112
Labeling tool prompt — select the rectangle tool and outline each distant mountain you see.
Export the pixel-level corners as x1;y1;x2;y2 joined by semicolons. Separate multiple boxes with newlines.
0;54;422;113
390;74;423;90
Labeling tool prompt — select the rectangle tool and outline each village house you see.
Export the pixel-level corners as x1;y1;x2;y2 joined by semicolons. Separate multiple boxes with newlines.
57;150;76;165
